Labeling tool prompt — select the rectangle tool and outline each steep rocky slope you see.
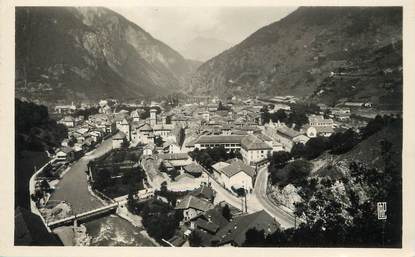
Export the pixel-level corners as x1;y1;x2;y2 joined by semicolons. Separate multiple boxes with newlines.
15;7;197;103
190;7;402;108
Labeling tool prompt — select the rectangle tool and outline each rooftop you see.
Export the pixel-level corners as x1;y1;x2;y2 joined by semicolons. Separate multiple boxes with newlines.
241;135;272;150
213;210;279;246
194;135;245;144
175;195;213;212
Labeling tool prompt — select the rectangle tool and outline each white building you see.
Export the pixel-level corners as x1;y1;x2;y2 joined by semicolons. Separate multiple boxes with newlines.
212;159;255;192
112;131;126;149
240;135;272;166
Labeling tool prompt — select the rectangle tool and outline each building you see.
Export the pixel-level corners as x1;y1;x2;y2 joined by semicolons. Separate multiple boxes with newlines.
306;115;335;138
212;159;255;192
175;195;214;222
212;210;280;246
308;115;334;127
275;126;310;151
306;125;335;138
55;147;75;162
58;116;75;128
112;131;126;149
116;118;131;141
149;108;157;126
240;135;272;165
183;162;204;178
193;135;245;150
158;153;192;168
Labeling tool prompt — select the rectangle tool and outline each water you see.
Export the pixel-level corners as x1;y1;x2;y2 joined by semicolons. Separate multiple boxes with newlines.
84;215;156;246
49;137;156;246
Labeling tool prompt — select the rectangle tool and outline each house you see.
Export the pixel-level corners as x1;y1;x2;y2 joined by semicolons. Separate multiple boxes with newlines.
183;162;204;178
190;185;215;202
161;140;181;154
212;210;280;246
212;159;255;192
55;147;75;162
306;125;334;138
112;131;126;149
308;115;334;127
275;126;309;151
58;116;75;128
175;195;214;222
240;135;272;166
158;153;192;168
306;115;335;138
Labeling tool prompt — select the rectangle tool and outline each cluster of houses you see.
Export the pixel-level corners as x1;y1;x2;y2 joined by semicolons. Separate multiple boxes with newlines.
163;184;280;247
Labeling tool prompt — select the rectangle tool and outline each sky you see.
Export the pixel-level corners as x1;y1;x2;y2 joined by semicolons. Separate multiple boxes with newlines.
111;6;297;60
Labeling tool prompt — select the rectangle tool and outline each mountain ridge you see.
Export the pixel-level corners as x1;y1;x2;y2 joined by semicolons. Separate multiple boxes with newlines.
190;7;402;108
15;7;198;103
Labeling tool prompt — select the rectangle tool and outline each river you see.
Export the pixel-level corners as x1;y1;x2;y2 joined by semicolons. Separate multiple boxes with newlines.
49;137;155;246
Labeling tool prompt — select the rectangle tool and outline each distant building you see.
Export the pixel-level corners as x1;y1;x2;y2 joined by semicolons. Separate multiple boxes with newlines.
306;115;335;138
58;116;75;128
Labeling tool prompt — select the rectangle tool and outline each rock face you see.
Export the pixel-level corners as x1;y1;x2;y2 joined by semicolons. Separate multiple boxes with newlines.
190;7;402;108
15;7;198;102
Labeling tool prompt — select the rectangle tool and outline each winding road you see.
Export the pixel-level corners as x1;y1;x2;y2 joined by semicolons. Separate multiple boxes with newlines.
253;166;296;228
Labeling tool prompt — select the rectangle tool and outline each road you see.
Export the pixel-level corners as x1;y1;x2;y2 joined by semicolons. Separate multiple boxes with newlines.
253;166;296;228
49;137;114;214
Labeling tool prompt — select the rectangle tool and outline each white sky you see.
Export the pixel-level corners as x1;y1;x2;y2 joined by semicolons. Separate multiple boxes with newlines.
111;6;297;57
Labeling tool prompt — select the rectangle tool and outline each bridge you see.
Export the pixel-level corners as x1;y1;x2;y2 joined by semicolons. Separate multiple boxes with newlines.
47;202;120;229
47;195;154;229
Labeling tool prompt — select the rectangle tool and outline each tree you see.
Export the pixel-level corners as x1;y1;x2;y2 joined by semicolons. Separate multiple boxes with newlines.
93;168;112;191
285;159;312;186
291;143;307;159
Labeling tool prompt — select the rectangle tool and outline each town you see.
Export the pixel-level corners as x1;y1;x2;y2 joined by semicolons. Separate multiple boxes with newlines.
20;94;401;247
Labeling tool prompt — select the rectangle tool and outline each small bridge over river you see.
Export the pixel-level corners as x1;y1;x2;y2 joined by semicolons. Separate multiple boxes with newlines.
47;202;120;229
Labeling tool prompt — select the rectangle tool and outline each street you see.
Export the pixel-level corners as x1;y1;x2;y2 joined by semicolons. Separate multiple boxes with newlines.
253;166;296;228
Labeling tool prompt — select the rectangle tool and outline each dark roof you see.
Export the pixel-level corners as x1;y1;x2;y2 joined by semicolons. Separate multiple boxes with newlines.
175;195;213;212
167;235;186;247
15;207;62;246
213;210;280;246
191;185;215;200
184;162;204;175
194;218;219;233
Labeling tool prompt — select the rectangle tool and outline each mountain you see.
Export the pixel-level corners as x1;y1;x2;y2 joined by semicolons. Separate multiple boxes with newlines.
190;7;402;109
179;37;232;62
15;7;198;103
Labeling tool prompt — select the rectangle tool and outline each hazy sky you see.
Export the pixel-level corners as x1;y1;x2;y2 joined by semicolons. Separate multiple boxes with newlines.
111;7;297;58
